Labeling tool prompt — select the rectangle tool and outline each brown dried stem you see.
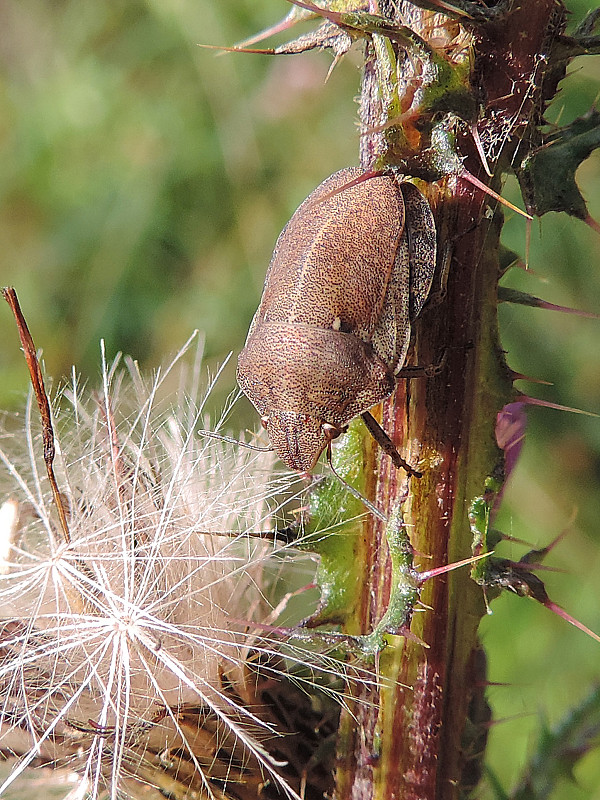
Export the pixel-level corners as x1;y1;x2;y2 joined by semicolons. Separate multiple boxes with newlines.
2;286;71;546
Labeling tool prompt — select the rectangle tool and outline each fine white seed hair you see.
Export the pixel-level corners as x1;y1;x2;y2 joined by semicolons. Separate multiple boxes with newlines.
0;334;355;800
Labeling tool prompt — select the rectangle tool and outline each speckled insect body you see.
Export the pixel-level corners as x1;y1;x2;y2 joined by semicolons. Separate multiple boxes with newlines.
237;167;436;472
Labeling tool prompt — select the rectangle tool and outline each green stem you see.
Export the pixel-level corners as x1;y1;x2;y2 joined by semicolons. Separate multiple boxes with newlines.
335;2;568;799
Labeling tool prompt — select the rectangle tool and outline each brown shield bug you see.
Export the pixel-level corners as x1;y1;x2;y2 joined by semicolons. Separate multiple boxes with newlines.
236;167;436;474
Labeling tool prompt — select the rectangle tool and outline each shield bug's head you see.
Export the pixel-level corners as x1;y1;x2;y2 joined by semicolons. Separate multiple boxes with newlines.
237;321;395;474
259;412;344;473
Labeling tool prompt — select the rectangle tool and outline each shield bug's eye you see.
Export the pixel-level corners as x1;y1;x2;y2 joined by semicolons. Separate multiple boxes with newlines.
322;422;342;442
260;415;270;429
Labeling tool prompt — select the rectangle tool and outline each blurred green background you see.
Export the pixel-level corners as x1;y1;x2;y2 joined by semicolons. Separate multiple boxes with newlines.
0;1;599;797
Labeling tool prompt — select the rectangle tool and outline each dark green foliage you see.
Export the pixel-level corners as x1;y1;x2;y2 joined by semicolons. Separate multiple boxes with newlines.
487;687;600;800
518;109;600;221
511;686;600;800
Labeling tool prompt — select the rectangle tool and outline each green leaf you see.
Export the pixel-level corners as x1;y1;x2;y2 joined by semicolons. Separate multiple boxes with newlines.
517;109;600;221
511;686;600;800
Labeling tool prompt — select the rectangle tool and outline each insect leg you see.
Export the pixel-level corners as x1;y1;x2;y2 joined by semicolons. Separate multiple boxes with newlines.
361;412;422;478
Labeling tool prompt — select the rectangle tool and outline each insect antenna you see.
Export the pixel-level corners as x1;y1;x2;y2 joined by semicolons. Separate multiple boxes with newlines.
197;429;274;452
325;444;387;523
